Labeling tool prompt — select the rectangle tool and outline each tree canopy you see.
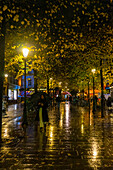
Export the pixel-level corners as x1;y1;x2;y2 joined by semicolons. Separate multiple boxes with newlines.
1;0;113;91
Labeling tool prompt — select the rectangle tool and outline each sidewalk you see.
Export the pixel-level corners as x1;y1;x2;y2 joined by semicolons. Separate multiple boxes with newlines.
1;104;24;145
2;104;23;124
1;102;113;169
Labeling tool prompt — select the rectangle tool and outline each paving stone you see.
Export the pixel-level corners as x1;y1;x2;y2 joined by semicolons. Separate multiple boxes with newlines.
1;103;113;169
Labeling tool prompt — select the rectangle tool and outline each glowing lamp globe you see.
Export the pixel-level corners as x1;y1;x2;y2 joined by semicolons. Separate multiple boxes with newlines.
23;48;29;58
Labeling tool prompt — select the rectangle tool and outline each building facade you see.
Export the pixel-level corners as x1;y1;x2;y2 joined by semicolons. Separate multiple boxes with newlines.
18;70;34;97
3;75;20;101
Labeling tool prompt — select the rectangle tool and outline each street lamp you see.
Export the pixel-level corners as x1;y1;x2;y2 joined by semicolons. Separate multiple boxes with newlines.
59;82;62;88
92;69;96;114
4;74;8;99
5;74;8;78
22;48;29;126
50;78;52;89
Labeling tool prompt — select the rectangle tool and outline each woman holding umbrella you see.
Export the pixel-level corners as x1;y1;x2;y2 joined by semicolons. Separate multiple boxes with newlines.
35;94;49;131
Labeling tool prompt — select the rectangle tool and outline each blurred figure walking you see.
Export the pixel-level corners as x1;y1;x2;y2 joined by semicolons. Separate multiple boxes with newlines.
35;94;49;131
56;94;61;111
107;97;112;111
69;95;72;104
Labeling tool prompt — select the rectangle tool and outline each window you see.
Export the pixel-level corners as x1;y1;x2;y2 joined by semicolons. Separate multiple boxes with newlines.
28;79;32;86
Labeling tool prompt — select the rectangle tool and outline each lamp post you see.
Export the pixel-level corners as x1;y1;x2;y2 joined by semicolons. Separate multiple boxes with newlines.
92;69;96;114
50;78;52;89
5;74;8;102
100;59;104;118
88;80;90;115
47;76;49;96
81;80;84;100
22;48;29;126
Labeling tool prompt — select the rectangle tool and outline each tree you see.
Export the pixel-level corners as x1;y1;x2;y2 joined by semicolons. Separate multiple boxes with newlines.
0;0;50;140
0;0;111;140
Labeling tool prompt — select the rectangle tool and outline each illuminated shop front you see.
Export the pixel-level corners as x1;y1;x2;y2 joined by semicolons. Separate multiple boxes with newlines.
8;84;20;101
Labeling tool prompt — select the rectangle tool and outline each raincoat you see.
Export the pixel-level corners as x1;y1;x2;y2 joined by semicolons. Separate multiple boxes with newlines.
35;98;49;126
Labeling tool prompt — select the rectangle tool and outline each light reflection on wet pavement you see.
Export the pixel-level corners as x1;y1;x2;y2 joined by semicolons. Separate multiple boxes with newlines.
1;102;113;169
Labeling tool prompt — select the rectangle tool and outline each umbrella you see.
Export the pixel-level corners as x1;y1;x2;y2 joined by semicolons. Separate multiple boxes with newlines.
61;91;71;96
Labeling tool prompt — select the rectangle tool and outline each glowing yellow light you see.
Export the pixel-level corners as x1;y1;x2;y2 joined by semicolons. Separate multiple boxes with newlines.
59;118;63;128
81;124;84;134
65;103;70;127
4;128;8;137
23;48;29;57
91;68;96;74
50;131;53;138
93;151;97;157
49;126;53;139
5;74;8;78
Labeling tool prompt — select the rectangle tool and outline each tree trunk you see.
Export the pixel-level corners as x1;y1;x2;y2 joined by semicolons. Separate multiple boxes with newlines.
93;76;95;114
100;59;104;118
47;76;49;95
34;70;38;94
0;14;6;141
22;58;28;125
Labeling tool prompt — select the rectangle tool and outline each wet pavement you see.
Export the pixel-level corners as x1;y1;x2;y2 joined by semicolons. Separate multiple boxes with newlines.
1;102;113;169
2;104;23;143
